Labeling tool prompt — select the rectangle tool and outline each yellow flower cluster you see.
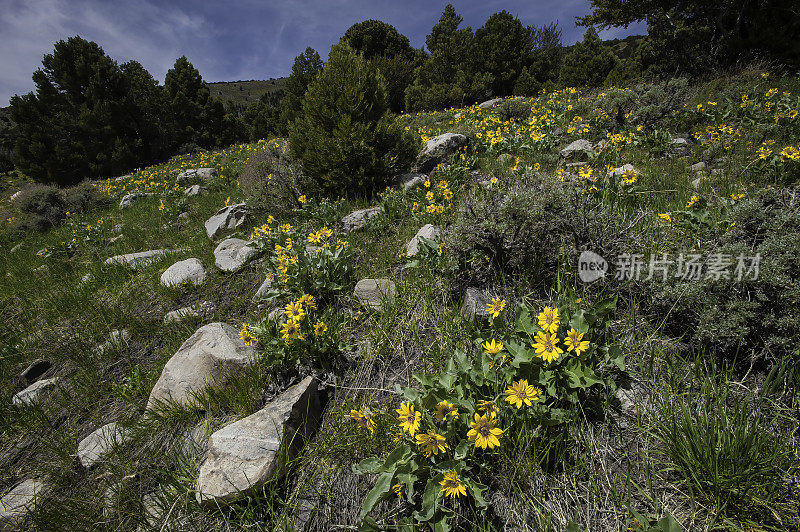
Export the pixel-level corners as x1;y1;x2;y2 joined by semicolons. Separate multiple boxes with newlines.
280;294;319;343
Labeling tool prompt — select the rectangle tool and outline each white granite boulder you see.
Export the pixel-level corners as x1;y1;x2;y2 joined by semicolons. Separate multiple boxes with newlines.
354;279;396;310
478;98;503;109
393;173;427;192
213;238;258;273
176;167;215;185
184;184;205;196
415;133;468;172
104;249;176;269
77;422;131;469
195;377;321;506
342;207;381;232
406;224;443;257
160;258;207;287
560;139;594;160
12;377;60;406
146;323;258;411
461;288;491;320
205;203;250;240
119;192;152;209
0;479;47;529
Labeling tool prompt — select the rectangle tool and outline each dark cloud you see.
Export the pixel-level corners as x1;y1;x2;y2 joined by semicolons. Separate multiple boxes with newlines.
0;0;646;105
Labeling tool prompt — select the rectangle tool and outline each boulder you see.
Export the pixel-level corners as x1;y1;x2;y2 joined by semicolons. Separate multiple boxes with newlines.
104;249;176;269
560;139;594;160
164;301;214;324
96;329;130;354
354;279;396;310
0;479;47;529
176;167;215;185
146;323;258;411
114;174;130;182
18;359;51;387
414;133;468;172
453;112;462;120
160;258;207;287
213;238;258;273
195;377;321;506
478;98;503;109
691;161;707;172
670;137;690;147
406;224;443;257
205;203;250;240
184;185;204;196
497;153;514;164
9;190;22;202
341;207;381;232
12;377;59;406
460;288;491;320
77;422;130;469
393;173;427;192
119;193;152;209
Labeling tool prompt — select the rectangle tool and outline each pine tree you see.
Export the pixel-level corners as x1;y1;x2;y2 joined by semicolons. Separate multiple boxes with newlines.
560;28;619;87
278;48;323;134
289;43;417;197
164;56;225;150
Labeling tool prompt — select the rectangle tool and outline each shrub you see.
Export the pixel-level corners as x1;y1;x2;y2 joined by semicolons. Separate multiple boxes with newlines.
62;181;113;214
289;43;418;198
238;141;304;217
449;176;625;292
14;184;66;232
653;186;800;368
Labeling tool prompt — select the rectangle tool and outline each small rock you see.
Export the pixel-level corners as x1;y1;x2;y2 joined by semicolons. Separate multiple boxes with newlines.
213;238;258;273
205;203;250;240
163;301;214;324
177;212;190;221
268;308;283;321
160;258;207;287
406;224;443;257
560;139;594;160
393;173;427;192
81;273;92;284
119;193;152;209
671;137;690;147
114;174;130;182
691;177;703;190
478;98;503;109
553;127;564;137
33;265;49;277
691;161;707;172
104;249;177;269
195;377;321;506
184;185;204;197
497;153;514;164
9;243;22;254
77;422;130;469
19;359;51;386
96;329;130;355
9;190;22;202
453;112;462;120
342;207;381;232
354;279;396;310
253;277;273;303
146;323;258;411
176;167;215;185
414;133;469;172
460;288;491;320
108;235;124;245
12;377;60;406
0;479;47;529
608;163;638;177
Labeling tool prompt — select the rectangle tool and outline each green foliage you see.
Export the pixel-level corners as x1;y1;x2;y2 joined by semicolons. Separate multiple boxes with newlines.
13;184;66;232
651;365;797;525
473;11;536;97
238;140;304;216
278;48;324;134
354;297;623;529
560;28;619;88
289;43;417;197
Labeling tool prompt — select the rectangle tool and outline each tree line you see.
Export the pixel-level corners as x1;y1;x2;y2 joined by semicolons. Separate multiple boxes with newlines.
2;1;798;186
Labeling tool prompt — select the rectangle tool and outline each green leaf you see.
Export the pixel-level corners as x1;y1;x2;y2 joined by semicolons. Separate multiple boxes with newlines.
352;456;381;475
360;470;394;519
507;341;533;367
654;514;682;532
568;310;589;334
604;344;625;371
562;521;581;532
414;477;441;522
515;308;537;335
566;363;604;389
463;477;489;508
454;440;470;460
431;514;451;532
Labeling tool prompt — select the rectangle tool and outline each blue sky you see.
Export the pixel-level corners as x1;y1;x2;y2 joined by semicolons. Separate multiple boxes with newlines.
0;0;646;106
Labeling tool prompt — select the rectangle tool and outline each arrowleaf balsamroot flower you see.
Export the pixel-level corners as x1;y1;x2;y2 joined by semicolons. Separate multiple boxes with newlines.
284;301;305;321
537;306;560;333
564;328;590;356
434;400;459;422
349;409;375;433
439;470;466;498
477;400;498;416
314;321;327;336
468;412;503;449
415;431;448;457
533;331;563;363
485;297;506;319
483;339;503;355
504;379;542;409
396;402;421;436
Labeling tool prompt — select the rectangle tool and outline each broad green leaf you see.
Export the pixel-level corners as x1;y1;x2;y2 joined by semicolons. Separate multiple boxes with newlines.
360;470;394;519
454;440;470;460
568;310;589;334
515;309;537;335
463;477;489;508
352;456;381;475
414;477;441;522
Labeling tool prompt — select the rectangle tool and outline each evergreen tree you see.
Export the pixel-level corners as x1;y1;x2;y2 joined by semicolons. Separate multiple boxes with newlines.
164;56;225;150
559;28;619;87
341;20;419;113
278;48;323;134
474;10;535;96
289;43;417;197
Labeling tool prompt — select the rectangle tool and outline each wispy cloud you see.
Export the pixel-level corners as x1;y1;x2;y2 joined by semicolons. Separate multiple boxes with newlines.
0;0;646;106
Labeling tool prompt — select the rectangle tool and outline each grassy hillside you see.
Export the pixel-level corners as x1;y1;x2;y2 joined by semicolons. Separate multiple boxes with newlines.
207;79;287;106
1;69;799;531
